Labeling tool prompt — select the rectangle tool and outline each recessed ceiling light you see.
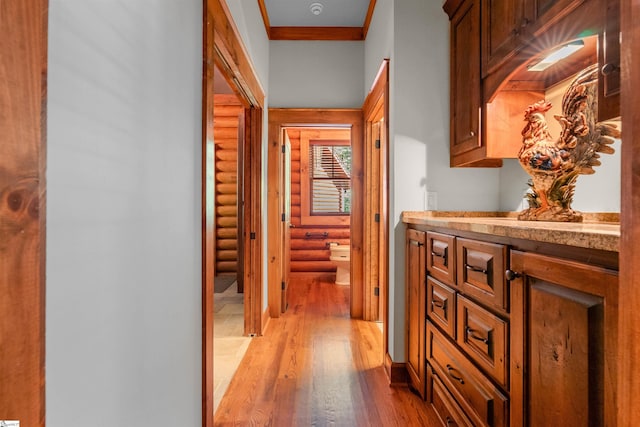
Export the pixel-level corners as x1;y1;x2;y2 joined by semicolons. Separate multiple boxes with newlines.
528;40;585;72
310;2;324;16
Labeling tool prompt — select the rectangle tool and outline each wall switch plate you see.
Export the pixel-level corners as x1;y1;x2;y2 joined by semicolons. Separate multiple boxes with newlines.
426;191;438;210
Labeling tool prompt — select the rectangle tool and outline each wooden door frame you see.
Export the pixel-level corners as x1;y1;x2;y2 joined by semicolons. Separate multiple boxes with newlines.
203;0;265;425
362;60;390;351
267;109;364;318
618;1;640;424
0;0;48;425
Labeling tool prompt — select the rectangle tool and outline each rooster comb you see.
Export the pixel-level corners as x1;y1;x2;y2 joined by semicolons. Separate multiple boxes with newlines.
524;100;552;118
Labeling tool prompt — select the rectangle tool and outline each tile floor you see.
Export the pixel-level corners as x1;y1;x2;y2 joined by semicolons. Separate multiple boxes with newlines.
213;281;251;414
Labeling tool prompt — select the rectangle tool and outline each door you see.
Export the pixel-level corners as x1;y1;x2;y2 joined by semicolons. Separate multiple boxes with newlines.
280;132;292;312
237;110;245;292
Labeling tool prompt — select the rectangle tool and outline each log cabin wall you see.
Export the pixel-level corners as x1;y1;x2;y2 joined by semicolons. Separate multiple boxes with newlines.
214;94;242;276
286;128;351;274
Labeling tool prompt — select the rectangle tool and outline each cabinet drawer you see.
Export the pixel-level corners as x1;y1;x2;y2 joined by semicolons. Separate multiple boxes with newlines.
427;321;509;427
457;238;508;312
457;295;508;388
427;367;473;427
427;277;457;339
427;232;457;287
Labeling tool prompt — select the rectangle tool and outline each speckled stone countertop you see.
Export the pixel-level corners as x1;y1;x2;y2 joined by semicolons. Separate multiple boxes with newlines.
401;211;620;253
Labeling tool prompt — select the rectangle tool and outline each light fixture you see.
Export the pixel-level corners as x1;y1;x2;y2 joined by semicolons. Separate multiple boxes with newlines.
527;40;585;72
310;2;323;16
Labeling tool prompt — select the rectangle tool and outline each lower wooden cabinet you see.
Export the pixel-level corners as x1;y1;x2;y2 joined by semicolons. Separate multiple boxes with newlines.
509;250;618;426
406;228;426;398
406;224;619;426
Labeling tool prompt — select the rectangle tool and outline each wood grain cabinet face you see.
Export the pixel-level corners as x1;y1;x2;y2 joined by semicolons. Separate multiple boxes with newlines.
427;321;509;427
456;295;508;388
427;368;474;427
448;0;483;163
427;232;457;287
406;228;427;398
481;0;526;77
510;250;618;426
427;277;457;339
457;238;508;312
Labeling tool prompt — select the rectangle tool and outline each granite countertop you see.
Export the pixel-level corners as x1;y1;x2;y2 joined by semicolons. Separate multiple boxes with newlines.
401;211;620;253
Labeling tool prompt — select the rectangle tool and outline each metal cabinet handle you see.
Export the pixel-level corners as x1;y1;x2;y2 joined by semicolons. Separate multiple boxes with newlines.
602;63;620;76
465;264;487;274
446;364;465;384
410;240;424;247
466;326;489;344
432;299;445;309
505;269;521;281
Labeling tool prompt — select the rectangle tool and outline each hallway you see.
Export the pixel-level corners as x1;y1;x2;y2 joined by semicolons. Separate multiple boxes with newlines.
214;277;439;426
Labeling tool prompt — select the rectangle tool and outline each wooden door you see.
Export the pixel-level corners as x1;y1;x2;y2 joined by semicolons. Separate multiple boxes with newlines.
236;110;245;292
510;250;618;426
280;133;291;313
482;0;524;77
406;228;426;398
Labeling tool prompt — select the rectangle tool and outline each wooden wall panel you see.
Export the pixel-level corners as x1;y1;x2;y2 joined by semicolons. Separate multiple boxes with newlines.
285;129;350;273
214;94;242;275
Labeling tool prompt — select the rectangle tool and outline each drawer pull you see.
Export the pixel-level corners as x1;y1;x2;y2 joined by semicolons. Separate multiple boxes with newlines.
446;416;454;426
410;240;424;247
446;364;465;384
431;249;448;266
432;299;445;309
466;326;489;344
465;264;488;275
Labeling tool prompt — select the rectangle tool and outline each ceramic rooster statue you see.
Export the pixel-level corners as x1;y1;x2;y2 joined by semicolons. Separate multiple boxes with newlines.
517;64;620;222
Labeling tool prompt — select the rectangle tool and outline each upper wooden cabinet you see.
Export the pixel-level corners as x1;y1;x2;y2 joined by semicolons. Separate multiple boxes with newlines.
444;0;621;167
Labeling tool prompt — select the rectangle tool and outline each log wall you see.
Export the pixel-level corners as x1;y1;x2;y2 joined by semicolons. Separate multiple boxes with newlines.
286;128;351;273
214;94;242;275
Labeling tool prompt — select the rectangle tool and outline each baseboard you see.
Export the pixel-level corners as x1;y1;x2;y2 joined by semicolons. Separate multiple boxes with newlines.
384;352;408;387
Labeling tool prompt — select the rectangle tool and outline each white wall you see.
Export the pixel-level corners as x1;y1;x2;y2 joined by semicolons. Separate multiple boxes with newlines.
269;41;365;108
47;2;202;425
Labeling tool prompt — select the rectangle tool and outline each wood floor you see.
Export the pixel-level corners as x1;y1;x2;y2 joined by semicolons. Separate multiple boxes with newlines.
214;276;440;426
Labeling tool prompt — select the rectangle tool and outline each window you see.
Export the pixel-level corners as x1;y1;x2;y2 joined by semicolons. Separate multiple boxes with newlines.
309;143;351;214
299;129;352;226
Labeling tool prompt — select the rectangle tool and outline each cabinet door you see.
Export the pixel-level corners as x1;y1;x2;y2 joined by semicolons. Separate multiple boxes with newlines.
524;0;586;35
482;0;525;77
449;0;482;160
598;0;620;120
509;251;618;426
406;228;426;398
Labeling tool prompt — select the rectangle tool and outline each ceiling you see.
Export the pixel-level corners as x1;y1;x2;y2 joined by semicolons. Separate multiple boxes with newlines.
258;0;377;40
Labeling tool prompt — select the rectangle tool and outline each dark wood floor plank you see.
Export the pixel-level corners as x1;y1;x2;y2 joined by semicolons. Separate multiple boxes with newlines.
215;277;440;426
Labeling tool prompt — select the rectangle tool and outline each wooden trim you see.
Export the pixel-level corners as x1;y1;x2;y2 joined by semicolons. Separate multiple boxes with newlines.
269;26;364;41
0;1;47;425
618;0;640;424
268;109;364;318
204;0;265;424
202;2;215;424
256;0;271;38
261;306;271;336
362;0;377;39
299;129;352;227
384;353;408;387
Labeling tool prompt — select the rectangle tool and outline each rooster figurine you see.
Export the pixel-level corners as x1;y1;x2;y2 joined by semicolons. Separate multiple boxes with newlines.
517;64;620;222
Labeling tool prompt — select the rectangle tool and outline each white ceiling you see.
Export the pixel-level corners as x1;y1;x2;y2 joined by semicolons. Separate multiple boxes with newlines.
264;0;371;27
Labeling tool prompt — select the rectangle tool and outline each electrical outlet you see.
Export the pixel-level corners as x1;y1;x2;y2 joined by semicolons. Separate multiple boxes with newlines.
426;192;438;211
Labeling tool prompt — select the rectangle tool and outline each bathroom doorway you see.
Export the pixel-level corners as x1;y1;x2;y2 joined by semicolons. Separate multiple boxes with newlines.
267;109;364;318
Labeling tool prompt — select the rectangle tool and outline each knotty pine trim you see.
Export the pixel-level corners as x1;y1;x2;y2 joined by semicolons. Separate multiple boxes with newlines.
269;26;364;41
384;353;408;387
618;0;640;424
261;306;271;336
0;0;48;424
256;0;271;38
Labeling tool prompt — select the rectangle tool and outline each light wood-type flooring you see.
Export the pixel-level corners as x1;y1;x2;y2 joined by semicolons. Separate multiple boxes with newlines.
214;276;439;426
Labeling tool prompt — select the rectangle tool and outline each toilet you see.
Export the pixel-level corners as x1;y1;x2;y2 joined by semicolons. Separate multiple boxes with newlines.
329;243;350;285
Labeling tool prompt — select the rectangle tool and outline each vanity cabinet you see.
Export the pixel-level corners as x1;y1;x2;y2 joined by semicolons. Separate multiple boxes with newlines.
405;221;619;426
406;228;426;398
